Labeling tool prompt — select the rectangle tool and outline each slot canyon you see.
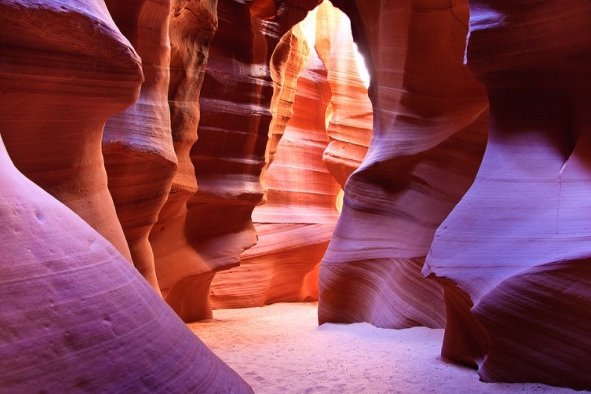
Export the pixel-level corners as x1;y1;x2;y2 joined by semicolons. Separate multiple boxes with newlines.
0;0;590;393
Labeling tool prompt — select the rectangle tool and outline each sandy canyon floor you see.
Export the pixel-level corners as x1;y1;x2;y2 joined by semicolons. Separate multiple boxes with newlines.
189;303;584;393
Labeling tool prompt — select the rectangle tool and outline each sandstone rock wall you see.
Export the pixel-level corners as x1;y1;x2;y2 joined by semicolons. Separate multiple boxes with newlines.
319;0;488;328
209;2;373;308
0;0;141;261
103;0;177;293
0;134;252;393
157;0;321;320
0;1;251;391
148;0;220;321
210;48;338;308
424;0;591;389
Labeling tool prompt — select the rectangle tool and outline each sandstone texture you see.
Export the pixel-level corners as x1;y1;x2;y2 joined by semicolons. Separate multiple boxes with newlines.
210;49;338;308
319;0;488;329
148;0;219;321
0;135;252;393
424;0;591;389
0;0;140;261
153;0;321;320
104;0;177;293
209;2;373;308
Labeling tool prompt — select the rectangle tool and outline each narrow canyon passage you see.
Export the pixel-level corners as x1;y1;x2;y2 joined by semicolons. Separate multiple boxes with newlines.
190;303;578;394
2;0;591;392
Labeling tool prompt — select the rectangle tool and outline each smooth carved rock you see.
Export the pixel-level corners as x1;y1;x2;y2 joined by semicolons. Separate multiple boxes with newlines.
314;0;372;187
319;0;488;328
149;0;218;320
0;135;252;393
155;0;320;321
104;0;177;293
210;49;339;308
424;1;591;389
0;0;141;261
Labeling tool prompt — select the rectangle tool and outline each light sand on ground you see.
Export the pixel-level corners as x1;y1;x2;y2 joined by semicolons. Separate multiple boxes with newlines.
189;302;583;394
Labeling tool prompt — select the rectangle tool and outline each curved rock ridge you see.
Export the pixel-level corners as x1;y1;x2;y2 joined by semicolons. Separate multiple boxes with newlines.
0;135;252;393
148;0;219;321
104;0;177;293
0;0;142;261
210;48;339;308
424;0;591;389
154;0;321;321
314;0;372;187
319;0;488;329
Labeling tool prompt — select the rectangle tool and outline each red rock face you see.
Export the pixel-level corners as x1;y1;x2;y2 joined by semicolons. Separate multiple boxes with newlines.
319;0;488;328
0;0;140;262
0;135;252;393
208;3;372;308
154;0;321;321
424;0;591;389
148;0;219;320
103;0;177;293
210;46;339;307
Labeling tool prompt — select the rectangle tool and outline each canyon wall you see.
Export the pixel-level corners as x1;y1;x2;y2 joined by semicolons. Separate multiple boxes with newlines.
0;1;251;392
148;0;220;321
0;135;251;393
423;0;591;389
210;1;373;308
210;47;338;308
320;0;488;328
103;0;177;293
0;0;140;262
155;0;321;319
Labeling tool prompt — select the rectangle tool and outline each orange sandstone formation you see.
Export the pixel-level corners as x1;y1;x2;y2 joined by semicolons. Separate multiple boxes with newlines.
314;0;372;187
209;3;373;308
0;0;140;261
104;0;177;292
148;0;219;320
211;50;339;308
319;0;488;328
153;0;320;321
0;135;252;393
424;0;591;389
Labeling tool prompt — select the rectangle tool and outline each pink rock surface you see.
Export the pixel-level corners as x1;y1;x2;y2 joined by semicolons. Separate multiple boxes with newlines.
103;0;177;292
424;0;591;389
319;0;488;328
0;133;252;392
0;0;140;261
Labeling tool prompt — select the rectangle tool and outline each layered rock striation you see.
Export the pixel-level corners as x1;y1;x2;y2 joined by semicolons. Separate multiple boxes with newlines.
210;49;339;308
319;0;488;328
0;0;141;261
0;135;252;393
104;0;177;293
424;0;591;389
148;0;219;321
153;0;321;320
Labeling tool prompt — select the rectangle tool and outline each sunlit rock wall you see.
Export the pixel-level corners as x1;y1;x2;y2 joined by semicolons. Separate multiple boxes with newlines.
320;0;488;328
104;0;177;293
424;0;591;389
314;0;372;187
148;0;219;321
157;0;321;320
210;48;338;307
209;2;373;308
